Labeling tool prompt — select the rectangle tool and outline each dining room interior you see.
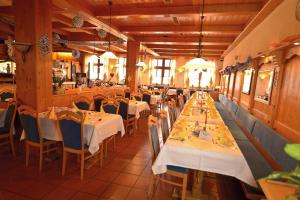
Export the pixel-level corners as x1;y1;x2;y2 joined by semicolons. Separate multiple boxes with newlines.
0;0;300;200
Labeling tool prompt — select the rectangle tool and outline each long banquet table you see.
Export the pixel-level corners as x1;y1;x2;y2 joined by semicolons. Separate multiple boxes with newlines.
21;107;125;154
152;92;257;188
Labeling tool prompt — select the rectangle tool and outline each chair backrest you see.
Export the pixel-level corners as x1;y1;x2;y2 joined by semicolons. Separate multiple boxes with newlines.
116;97;129;120
0;89;14;102
18;105;41;143
176;89;183;96
93;94;107;112
57;111;85;151
142;93;151;105
168;101;177;128
133;94;142;101
102;99;119;114
125;91;131;99
3;100;17;133
178;95;185;111
160;114;169;143
148;120;160;161
74;96;91;110
190;90;196;96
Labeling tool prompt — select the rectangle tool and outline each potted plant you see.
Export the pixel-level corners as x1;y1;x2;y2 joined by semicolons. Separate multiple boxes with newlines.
259;144;300;200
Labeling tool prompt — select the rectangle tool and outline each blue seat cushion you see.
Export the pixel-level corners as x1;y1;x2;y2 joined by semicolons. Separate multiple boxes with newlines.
252;120;297;171
225;121;248;141
228;101;238;115
218;109;235;121
236;140;273;180
167;165;188;173
242;183;263;196
236;107;257;133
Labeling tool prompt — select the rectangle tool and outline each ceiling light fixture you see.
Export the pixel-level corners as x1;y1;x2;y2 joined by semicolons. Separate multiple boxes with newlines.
187;0;206;66
294;42;300;46
101;0;117;59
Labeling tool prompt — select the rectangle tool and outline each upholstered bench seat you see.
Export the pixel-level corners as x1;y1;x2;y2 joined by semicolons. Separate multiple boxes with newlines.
225;121;248;141
251;120;297;171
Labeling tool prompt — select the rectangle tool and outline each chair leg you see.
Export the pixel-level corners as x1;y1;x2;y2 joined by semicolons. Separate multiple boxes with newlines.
62;151;67;176
39;146;43;173
25;143;30;167
181;174;188;200
80;153;84;180
9;134;15;156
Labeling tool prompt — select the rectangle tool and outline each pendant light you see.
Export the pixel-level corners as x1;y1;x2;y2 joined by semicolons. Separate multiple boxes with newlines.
187;0;206;65
101;0;117;59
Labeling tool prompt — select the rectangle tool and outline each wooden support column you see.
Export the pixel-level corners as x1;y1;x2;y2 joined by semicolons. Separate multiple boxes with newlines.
126;41;140;91
14;0;53;112
249;58;259;112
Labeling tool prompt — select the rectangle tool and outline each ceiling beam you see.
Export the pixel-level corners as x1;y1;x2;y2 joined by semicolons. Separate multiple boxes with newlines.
154;49;223;54
95;3;261;17
146;44;227;50
121;25;242;35
138;36;234;45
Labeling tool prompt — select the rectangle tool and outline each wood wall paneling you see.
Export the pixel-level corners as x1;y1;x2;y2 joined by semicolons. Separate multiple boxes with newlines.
274;56;300;142
14;0;53;111
233;70;243;103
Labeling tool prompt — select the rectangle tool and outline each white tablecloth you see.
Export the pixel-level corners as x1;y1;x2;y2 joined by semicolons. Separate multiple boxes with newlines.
128;101;150;119
21;109;125;154
152;93;257;188
150;95;162;105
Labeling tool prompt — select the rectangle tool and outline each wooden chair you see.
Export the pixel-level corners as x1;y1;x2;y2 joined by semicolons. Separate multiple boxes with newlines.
73;96;91;110
147;121;188;200
0;100;17;156
160;111;169;144
0;88;14;102
101;98;119;114
142;92;151;106
116;97;136;134
18;105;58;172
133;94;142;101
178;95;185;111
101;99;119;157
93;94;107;112
57;110;103;180
168;101;178;129
125;90;131;100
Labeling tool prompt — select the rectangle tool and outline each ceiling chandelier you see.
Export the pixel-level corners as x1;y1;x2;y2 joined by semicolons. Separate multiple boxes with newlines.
187;0;206;66
101;0;117;59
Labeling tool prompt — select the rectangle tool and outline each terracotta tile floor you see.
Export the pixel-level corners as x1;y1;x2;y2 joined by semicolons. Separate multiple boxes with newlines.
0;116;246;200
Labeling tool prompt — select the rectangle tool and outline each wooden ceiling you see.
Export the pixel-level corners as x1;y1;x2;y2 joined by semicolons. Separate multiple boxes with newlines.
0;0;269;59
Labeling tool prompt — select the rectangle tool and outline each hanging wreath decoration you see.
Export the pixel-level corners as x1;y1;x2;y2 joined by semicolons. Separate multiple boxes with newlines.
98;29;107;38
72;15;84;28
38;34;51;55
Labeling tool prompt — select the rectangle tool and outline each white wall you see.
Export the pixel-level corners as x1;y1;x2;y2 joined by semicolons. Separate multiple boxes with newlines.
224;0;300;67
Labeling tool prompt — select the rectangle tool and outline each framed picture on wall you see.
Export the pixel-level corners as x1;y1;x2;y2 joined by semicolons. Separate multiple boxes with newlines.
242;69;253;94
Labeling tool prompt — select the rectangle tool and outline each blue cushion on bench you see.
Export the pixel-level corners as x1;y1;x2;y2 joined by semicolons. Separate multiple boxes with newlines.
218;94;224;102
225;121;248;141
167;165;188;173
252;121;297;171
236;140;273;180
227;101;238;115
236;107;257;133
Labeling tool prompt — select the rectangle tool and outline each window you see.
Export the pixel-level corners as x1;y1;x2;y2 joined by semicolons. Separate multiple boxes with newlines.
117;57;126;83
151;58;174;85
188;62;216;87
88;55;106;80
